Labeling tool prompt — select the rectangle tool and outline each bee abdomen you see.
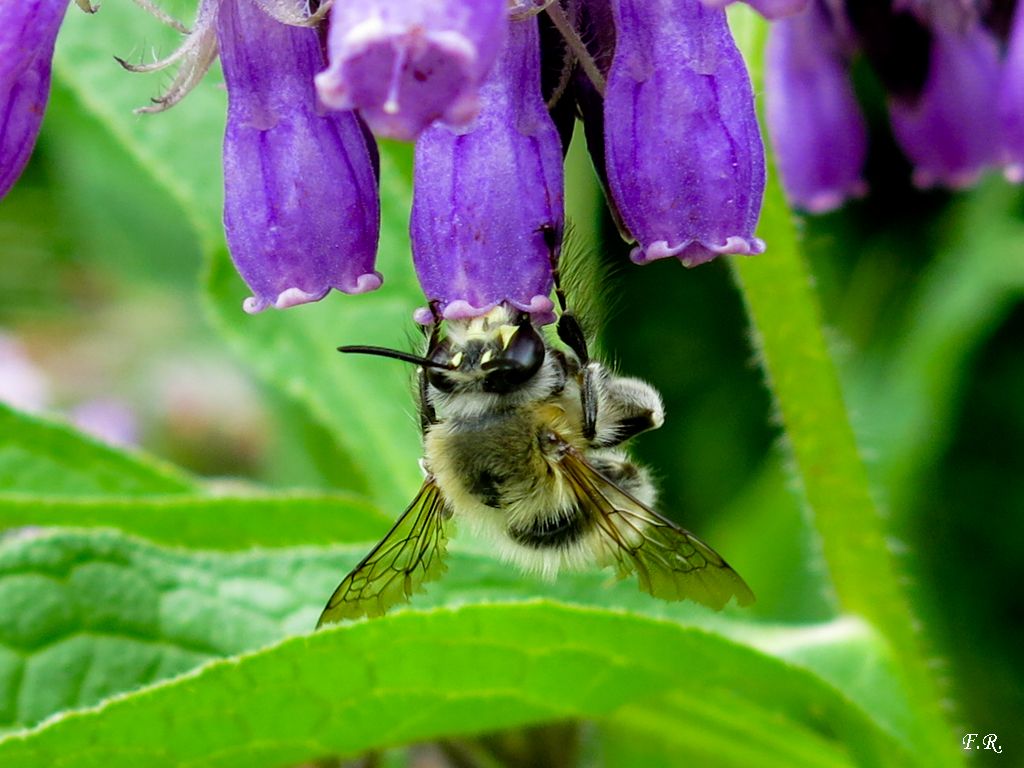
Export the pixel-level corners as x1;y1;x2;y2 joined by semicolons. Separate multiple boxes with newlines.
508;511;588;549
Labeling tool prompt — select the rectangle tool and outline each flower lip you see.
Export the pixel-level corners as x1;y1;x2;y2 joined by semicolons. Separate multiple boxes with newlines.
243;272;384;315
630;236;767;267
413;295;556;326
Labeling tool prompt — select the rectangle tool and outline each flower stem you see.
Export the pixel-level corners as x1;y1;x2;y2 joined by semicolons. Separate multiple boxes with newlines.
544;0;606;96
728;9;961;767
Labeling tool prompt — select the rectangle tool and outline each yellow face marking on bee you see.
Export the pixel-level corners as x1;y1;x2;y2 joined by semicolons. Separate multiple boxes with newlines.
481;349;494;365
498;325;517;350
450;351;464;368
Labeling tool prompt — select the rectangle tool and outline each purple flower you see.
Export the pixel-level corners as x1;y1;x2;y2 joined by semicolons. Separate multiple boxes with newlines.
998;2;1024;182
218;0;381;313
889;22;1002;189
767;0;1008;207
3;0;775;318
765;1;867;212
701;0;810;19
316;0;508;141
603;0;765;266
410;15;561;323
0;0;70;199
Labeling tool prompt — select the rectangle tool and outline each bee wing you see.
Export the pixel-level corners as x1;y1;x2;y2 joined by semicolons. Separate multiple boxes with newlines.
317;480;450;627
559;449;754;610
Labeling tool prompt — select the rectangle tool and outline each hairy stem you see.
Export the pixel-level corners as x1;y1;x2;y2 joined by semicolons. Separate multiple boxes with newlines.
728;9;961;767
545;0;606;96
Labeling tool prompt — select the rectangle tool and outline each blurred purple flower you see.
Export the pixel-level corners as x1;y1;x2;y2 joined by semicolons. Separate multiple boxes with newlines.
218;0;381;312
316;0;507;141
765;0;867;212
0;0;72;199
70;398;139;447
0;332;51;412
411;15;561;323
603;0;765;266
701;0;809;19
766;0;1009;208
889;22;1002;189
999;1;1024;182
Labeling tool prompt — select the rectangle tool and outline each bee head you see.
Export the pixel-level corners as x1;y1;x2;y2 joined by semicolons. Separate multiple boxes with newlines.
427;314;546;395
338;307;558;410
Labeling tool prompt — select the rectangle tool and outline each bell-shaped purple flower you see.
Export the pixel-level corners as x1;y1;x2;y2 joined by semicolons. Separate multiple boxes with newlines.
218;0;381;313
701;0;809;19
765;1;867;212
0;0;69;199
604;0;765;266
888;23;1002;189
316;0;508;142
1000;2;1024;182
410;15;562;323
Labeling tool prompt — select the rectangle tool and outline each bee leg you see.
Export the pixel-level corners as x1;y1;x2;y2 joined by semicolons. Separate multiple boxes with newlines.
540;223;601;440
540;222;590;361
419;301;444;432
589;367;665;448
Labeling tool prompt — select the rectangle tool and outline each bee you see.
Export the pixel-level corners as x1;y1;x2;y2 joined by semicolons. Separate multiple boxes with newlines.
317;270;753;626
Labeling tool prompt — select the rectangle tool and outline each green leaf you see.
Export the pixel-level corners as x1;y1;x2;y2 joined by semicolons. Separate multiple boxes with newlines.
600;690;854;768
0;529;917;766
0;404;193;496
0;493;389;549
51;4;426;508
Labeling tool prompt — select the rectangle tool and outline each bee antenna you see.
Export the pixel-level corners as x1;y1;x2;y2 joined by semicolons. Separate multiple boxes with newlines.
338;345;450;369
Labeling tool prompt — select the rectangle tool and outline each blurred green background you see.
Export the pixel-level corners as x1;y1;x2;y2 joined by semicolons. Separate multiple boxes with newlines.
0;3;1022;766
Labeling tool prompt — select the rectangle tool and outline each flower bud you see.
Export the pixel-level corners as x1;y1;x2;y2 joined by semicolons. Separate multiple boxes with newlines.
218;0;381;313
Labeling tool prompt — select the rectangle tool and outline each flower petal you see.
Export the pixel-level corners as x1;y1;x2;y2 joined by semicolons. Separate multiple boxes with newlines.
410;15;562;323
0;0;68;199
316;0;507;141
604;0;765;266
765;2;867;212
888;23;1002;189
217;0;381;313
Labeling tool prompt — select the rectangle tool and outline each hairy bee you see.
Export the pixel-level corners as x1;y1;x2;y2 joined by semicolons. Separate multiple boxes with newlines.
317;284;753;626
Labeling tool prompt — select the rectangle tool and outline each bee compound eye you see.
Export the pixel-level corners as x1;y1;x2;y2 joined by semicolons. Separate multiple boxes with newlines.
512;323;545;368
426;367;455;392
481;324;546;393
